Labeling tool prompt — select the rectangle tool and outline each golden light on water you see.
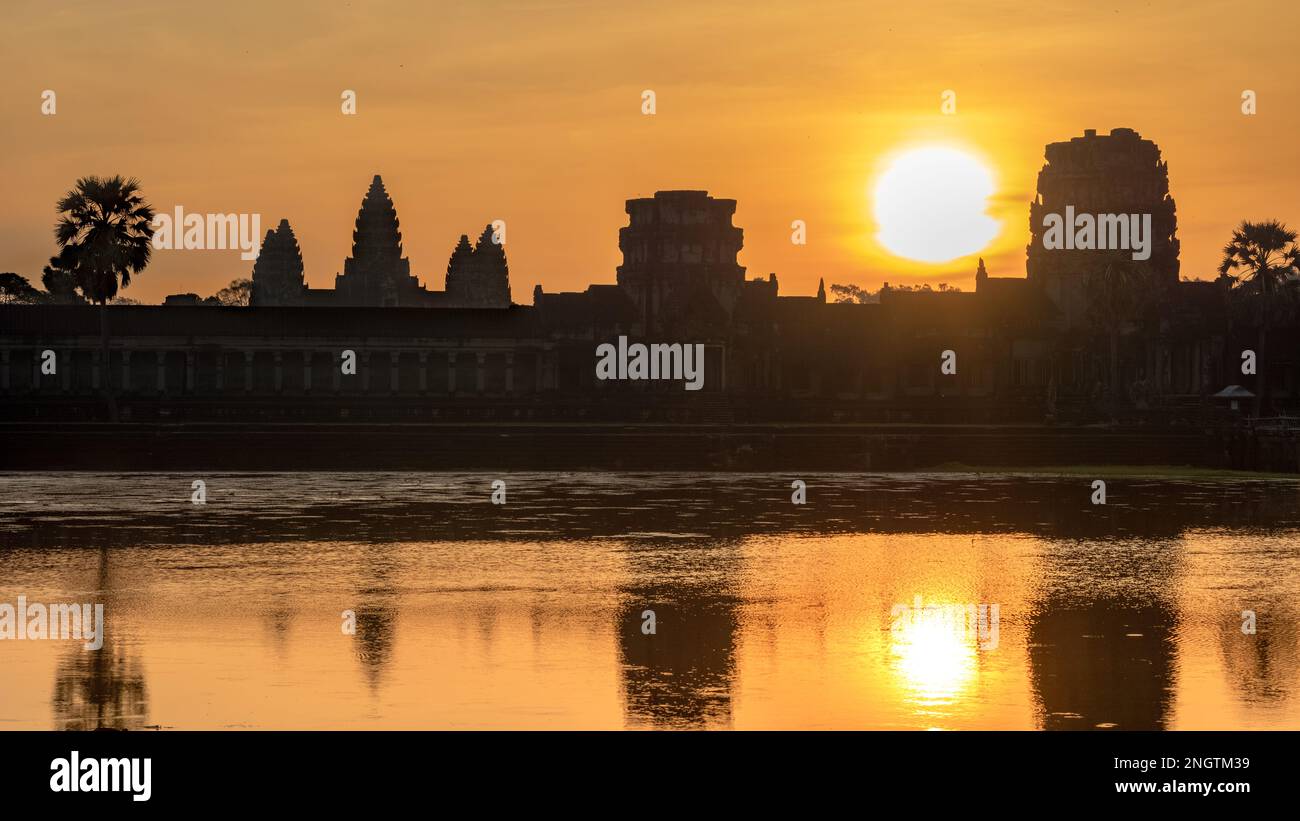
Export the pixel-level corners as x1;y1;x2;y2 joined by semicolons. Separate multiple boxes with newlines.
5;477;1300;730
889;601;980;709
872;145;1001;264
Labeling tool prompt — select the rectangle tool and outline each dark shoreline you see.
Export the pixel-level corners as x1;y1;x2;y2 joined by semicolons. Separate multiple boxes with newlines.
0;421;1275;472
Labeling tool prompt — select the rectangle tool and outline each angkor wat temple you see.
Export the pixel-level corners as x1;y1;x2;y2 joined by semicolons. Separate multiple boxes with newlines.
2;128;1298;435
244;174;511;309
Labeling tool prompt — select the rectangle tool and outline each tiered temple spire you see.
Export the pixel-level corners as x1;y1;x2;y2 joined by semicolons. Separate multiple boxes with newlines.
445;234;474;296
250;219;306;306
350;175;405;265
444;224;511;308
335;174;416;306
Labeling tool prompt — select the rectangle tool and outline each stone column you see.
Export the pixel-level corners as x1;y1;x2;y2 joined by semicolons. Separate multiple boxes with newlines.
185;351;196;394
390;352;400;395
475;351;486;393
156;351;167;394
215;351;225;392
418;352;428;393
120;351;132;394
273;351;284;393
62;351;72;392
505;352;514;393
332;350;341;393
534;351;543;393
303;352;313;393
362;352;371;393
90;349;99;391
244;351;254;393
447;352;457;393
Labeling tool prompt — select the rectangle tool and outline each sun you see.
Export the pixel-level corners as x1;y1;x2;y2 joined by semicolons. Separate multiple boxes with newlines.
872;145;1000;264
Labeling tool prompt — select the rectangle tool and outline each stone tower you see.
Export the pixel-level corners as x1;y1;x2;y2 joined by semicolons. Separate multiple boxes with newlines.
250;219;306;306
334;175;421;307
616;190;745;335
445;233;474;299
444;225;511;308
1026;128;1179;326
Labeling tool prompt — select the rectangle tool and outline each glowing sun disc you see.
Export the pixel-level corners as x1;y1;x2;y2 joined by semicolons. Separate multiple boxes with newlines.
873;146;1000;263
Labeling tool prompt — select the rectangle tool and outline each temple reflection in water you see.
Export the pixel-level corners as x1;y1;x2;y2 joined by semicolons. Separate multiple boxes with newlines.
2;472;1298;730
618;540;744;729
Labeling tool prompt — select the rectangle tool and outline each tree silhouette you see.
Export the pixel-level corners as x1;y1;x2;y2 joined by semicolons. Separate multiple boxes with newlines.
1217;220;1300;415
828;282;963;305
53;176;156;421
0;272;41;304
40;256;87;303
829;282;875;304
211;277;253;306
54;176;155;303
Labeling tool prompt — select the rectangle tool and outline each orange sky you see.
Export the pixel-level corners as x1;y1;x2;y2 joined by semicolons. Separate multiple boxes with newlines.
1;0;1296;304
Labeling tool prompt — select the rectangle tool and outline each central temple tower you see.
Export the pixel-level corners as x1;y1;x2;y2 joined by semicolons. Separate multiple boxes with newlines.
616;190;746;335
334;175;423;307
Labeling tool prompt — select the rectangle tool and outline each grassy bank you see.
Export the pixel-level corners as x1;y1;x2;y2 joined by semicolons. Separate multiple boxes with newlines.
930;463;1300;480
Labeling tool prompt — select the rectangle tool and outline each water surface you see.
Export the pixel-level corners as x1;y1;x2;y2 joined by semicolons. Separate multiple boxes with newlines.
1;471;1298;730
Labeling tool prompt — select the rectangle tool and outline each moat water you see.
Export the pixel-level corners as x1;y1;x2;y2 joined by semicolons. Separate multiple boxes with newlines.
1;471;1299;730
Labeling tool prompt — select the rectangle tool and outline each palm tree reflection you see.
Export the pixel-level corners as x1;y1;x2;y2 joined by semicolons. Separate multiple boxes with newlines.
51;545;149;730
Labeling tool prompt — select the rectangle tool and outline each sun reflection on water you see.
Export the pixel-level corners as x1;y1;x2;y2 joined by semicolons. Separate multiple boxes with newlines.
889;600;983;712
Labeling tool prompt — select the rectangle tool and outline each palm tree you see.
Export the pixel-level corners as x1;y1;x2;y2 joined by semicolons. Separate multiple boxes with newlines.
52;176;155;421
1218;220;1300;416
1086;254;1156;423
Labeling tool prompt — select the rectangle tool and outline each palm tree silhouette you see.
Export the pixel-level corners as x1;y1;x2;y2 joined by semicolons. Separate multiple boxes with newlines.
1217;220;1300;416
52;176;155;421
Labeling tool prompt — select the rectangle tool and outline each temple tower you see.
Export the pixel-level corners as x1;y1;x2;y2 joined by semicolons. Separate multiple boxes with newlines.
445;225;511;308
334;175;420;306
616;190;745;335
445;234;474;299
1026;128;1179;326
250;219;306;306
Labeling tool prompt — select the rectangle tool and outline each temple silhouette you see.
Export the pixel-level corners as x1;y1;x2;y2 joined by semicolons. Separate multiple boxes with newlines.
1;128;1298;470
245;175;510;309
